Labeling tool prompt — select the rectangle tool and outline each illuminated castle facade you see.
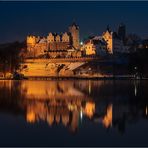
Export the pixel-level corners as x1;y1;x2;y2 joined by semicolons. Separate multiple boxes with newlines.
102;26;125;54
26;23;80;58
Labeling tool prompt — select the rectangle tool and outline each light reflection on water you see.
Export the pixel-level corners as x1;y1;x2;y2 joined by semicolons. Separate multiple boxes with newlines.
0;80;148;146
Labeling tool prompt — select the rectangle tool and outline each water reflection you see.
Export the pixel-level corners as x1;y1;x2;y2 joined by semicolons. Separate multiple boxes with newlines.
0;80;148;134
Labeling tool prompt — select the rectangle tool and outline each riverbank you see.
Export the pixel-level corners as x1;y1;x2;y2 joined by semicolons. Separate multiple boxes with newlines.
1;75;147;80
26;76;148;80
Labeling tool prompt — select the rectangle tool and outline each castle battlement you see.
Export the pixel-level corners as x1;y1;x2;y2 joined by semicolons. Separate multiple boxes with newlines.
26;23;80;58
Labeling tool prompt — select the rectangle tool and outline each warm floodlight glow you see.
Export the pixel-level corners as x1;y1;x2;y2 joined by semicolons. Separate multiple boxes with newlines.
80;41;83;45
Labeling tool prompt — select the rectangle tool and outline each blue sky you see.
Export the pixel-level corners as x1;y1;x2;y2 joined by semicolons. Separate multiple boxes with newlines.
0;1;148;43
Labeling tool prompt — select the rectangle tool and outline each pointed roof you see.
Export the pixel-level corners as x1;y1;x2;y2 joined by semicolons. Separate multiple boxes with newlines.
70;22;79;29
106;25;111;33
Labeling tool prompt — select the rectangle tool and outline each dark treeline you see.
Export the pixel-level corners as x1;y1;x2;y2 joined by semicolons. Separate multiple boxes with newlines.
0;41;26;76
128;48;148;77
113;47;148;77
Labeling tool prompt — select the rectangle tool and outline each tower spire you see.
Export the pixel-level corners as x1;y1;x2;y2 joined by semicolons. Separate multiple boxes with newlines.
106;24;111;32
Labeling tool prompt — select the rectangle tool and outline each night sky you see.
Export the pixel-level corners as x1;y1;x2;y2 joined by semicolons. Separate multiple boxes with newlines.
0;1;148;43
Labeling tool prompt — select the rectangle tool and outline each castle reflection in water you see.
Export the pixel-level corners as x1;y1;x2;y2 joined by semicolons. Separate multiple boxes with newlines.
0;80;148;133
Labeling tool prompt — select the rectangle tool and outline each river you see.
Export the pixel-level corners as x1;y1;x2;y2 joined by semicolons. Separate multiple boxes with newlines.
0;80;147;146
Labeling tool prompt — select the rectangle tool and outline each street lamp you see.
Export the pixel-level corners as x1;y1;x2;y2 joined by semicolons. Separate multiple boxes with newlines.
80;41;83;45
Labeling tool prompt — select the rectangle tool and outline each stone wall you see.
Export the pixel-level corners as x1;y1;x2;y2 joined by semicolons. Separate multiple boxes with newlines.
20;59;85;77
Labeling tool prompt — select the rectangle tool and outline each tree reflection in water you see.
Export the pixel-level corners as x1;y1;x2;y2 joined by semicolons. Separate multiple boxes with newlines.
0;80;148;134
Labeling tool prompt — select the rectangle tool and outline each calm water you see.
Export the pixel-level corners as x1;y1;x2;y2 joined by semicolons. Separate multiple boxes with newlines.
0;80;148;146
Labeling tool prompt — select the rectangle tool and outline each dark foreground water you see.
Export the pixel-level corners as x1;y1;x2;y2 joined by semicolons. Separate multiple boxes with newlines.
0;80;148;146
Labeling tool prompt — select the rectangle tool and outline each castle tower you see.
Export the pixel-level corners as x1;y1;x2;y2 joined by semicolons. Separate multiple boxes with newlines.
26;36;37;57
69;22;80;49
27;36;36;47
102;29;113;54
118;23;126;41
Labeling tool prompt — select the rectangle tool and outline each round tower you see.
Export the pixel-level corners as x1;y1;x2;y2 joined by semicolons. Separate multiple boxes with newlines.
69;22;80;49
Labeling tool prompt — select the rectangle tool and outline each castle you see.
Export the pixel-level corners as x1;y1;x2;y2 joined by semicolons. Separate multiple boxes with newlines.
19;23;128;78
102;25;126;54
26;22;80;58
